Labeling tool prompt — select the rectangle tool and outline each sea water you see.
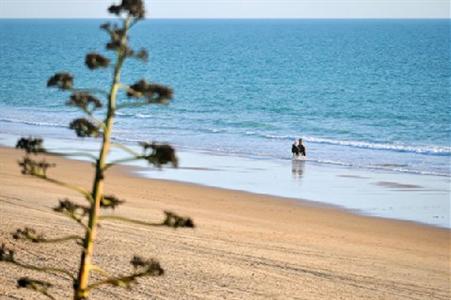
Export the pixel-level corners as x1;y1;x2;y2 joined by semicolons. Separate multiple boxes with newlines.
0;19;449;226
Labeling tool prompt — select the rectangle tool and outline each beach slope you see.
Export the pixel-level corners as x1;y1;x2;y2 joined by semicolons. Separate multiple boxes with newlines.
0;147;449;299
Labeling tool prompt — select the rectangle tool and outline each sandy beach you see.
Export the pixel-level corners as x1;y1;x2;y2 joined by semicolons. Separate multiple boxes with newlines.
0;146;449;299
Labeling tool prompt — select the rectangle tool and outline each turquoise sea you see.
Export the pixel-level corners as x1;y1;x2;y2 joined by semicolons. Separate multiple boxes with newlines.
0;19;449;226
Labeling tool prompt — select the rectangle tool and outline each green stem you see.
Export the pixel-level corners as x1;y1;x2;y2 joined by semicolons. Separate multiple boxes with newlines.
45;151;98;161
74;16;131;300
13;261;74;280
98;215;162;227
35;175;92;202
37;235;83;244
85;271;147;291
90;264;112;278
104;155;145;170
70;87;109;97
111;143;141;157
60;212;89;230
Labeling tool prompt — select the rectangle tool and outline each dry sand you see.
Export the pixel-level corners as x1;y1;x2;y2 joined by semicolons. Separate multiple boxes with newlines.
0;146;449;299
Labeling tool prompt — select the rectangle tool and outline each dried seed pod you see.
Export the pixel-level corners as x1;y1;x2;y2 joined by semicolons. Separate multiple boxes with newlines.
47;73;73;90
134;48;148;62
101;195;125;210
18;157;55;177
67;93;102;112
108;0;145;19
0;243;14;262
162;211;195;228
85;53;110;70
130;256;164;275
139;142;178;167
127;80;173;104
16;137;45;154
69;118;100;138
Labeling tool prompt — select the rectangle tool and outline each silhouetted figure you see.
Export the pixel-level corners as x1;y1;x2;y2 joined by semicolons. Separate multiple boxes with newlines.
291;140;299;157
298;138;306;157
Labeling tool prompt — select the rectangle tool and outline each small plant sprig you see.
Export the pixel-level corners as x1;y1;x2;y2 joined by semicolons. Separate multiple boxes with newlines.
1;1;195;299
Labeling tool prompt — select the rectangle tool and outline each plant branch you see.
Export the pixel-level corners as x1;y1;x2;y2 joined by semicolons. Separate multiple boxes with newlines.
33;174;93;203
104;155;145;170
13;228;83;246
17;278;57;300
70;87;109;98
60;211;89;231
90;264;112;278
85;115;107;131
118;83;131;90
13;260;75;280
39;235;83;244
128;18;139;30
45;151;98;161
85;273;142;291
86;256;163;291
111;143;141;157
100;211;194;229
98;215;162;227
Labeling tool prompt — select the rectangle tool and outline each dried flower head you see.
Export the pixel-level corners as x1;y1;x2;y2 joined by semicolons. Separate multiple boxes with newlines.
101;21;135;55
17;277;52;289
162;211;195;228
69;118;100;138
67;93;102;113
85;53;110;70
0;243;14;262
47;72;74;90
130;256;164;276
106;28;127;51
100;22;111;31
53;199;89;224
17;277;53;299
12;227;44;243
18;157;55;177
132;48;148;62
101;195;125;210
108;0;145;19
127;80;173;104
16;137;45;154
139;142;178;167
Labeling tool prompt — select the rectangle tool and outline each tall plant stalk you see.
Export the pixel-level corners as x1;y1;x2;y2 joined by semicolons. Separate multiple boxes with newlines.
74;17;130;299
1;2;195;299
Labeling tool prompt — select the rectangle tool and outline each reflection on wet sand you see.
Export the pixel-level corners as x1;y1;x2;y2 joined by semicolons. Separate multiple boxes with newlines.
292;160;306;179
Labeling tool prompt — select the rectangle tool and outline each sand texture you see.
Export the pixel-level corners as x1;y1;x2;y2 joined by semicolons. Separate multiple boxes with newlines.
0;147;449;299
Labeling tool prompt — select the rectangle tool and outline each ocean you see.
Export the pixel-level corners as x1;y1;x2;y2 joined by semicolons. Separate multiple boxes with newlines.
0;19;449;176
0;19;450;227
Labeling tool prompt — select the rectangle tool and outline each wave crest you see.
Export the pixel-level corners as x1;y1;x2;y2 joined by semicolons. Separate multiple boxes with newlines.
251;132;450;156
0;117;66;128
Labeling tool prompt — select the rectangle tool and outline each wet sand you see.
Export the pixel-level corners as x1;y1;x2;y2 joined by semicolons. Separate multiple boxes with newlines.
0;147;449;299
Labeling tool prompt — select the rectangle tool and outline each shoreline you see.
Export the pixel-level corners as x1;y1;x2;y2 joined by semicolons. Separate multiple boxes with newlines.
0;146;450;299
1;143;445;231
2;145;448;233
1;121;450;177
0;133;450;228
125;165;446;231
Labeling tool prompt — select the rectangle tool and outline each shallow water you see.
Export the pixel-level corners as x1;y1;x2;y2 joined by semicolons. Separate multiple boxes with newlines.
1;134;449;228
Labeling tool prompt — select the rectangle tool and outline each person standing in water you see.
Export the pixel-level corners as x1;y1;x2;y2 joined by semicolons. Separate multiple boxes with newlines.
298;138;306;157
291;139;299;158
292;138;306;158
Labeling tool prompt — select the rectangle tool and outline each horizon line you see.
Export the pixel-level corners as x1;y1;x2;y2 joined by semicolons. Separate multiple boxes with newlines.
0;17;450;20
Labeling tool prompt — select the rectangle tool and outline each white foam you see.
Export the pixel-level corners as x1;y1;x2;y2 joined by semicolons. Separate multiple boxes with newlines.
0;117;66;128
